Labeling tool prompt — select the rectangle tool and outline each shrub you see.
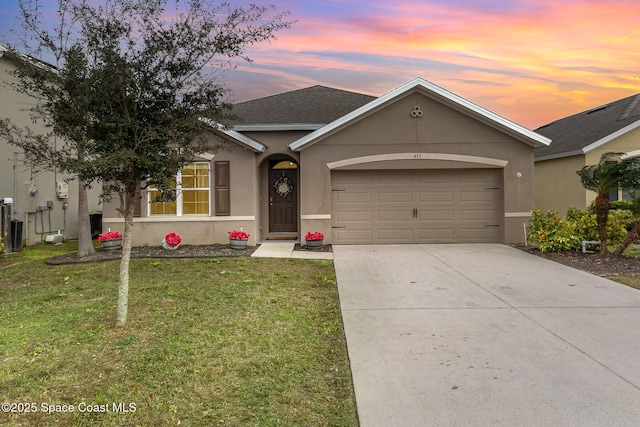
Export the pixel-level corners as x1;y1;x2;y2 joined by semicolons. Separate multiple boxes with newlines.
565;207;598;242
527;209;583;252
0;237;4;255
611;200;634;211
528;208;636;252
607;209;635;245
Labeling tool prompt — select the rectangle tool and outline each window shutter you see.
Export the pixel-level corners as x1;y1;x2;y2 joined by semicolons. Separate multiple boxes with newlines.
215;161;230;216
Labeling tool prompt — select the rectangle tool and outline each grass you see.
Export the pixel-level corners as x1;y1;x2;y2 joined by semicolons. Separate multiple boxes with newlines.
609;273;640;290
609;247;640;290
0;243;358;426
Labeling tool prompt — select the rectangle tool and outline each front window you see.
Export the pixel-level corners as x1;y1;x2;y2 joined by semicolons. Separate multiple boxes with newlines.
149;163;210;216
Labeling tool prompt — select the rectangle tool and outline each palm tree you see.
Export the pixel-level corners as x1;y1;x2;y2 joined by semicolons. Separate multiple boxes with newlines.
576;152;640;254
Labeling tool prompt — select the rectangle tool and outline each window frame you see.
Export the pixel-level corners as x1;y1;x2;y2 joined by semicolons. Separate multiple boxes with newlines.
148;162;211;217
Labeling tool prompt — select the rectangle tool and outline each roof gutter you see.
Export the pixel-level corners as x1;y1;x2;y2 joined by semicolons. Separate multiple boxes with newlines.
232;123;326;132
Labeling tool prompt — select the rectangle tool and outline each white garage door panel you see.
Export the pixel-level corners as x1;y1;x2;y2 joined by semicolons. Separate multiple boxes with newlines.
378;210;413;221
379;192;413;203
460;210;495;220
420;210;454;221
336;211;372;222
417;228;454;241
332;169;502;244
335;192;371;203
418;191;453;202
379;229;413;241
334;229;373;243
460;191;497;202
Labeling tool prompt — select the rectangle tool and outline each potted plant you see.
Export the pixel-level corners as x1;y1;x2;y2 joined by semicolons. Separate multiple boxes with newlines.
304;231;324;249
228;230;250;249
98;230;123;250
162;232;182;250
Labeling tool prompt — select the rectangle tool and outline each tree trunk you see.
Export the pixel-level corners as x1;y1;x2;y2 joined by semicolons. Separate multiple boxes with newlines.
115;186;138;328
76;182;95;258
595;194;610;254
76;147;95;258
614;221;640;255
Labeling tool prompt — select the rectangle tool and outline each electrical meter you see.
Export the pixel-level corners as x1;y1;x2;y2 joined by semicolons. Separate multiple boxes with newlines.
56;181;69;199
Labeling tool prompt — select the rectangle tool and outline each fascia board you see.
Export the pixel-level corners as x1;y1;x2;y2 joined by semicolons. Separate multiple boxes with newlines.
233;124;325;132
534;150;584;162
0;43;59;74
581;119;640;154
289;77;551;151
288;88;399;151
425;84;552;148
198;117;266;153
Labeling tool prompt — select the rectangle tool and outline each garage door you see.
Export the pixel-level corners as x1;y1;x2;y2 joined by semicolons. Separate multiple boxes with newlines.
331;169;502;244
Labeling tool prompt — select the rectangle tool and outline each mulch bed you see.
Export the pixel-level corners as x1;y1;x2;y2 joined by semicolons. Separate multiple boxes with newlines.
45;243;258;265
513;244;640;277
45;242;333;265
294;243;333;252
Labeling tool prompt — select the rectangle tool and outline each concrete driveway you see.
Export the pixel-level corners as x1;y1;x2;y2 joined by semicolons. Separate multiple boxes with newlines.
333;244;640;427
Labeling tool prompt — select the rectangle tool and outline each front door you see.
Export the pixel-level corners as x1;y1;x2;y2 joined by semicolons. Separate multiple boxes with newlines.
269;165;298;233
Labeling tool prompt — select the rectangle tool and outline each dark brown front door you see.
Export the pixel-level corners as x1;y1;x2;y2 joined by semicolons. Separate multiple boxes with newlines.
269;167;297;233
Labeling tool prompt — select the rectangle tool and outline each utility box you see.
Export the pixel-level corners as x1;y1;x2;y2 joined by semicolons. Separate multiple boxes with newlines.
11;220;23;252
89;212;103;239
45;233;65;244
56;181;69;199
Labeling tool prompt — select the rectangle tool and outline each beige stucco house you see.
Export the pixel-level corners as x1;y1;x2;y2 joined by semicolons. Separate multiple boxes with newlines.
102;77;550;246
535;94;640;215
0;44;101;248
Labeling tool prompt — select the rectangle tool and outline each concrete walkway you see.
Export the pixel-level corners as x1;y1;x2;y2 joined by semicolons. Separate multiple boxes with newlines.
251;241;333;260
333;244;640;427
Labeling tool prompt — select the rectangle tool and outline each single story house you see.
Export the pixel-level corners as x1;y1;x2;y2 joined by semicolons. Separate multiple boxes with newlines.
102;77;550;245
534;93;640;215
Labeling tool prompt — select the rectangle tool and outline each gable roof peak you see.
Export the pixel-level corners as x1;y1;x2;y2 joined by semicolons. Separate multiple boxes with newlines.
289;76;550;151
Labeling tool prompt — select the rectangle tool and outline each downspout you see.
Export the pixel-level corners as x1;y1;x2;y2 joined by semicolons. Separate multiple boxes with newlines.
13;152;18;217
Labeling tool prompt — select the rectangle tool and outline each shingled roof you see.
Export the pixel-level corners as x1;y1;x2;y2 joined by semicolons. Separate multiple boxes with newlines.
231;85;376;126
534;93;640;160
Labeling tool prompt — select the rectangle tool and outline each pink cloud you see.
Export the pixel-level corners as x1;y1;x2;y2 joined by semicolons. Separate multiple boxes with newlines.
230;0;640;128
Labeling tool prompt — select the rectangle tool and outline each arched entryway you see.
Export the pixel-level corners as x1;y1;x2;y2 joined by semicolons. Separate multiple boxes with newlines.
267;157;298;236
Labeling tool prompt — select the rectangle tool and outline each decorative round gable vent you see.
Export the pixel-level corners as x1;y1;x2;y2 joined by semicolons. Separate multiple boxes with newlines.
410;106;423;118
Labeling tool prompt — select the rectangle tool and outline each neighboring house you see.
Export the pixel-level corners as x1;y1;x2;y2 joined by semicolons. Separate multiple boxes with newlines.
102;77;550;245
0;44;101;248
534;94;640;215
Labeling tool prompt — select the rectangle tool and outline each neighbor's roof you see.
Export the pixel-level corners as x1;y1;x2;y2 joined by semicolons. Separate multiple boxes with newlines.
289;77;551;151
534;94;640;161
230;85;376;131
0;43;58;73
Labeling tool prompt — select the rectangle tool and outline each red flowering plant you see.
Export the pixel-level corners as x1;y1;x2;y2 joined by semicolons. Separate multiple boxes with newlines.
164;232;182;247
228;230;250;240
97;230;123;242
304;231;324;241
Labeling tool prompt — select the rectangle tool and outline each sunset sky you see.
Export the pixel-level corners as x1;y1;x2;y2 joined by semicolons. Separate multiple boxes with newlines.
2;0;640;128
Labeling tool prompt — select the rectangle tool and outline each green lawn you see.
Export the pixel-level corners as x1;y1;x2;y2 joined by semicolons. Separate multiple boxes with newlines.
0;243;358;426
610;274;640;290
